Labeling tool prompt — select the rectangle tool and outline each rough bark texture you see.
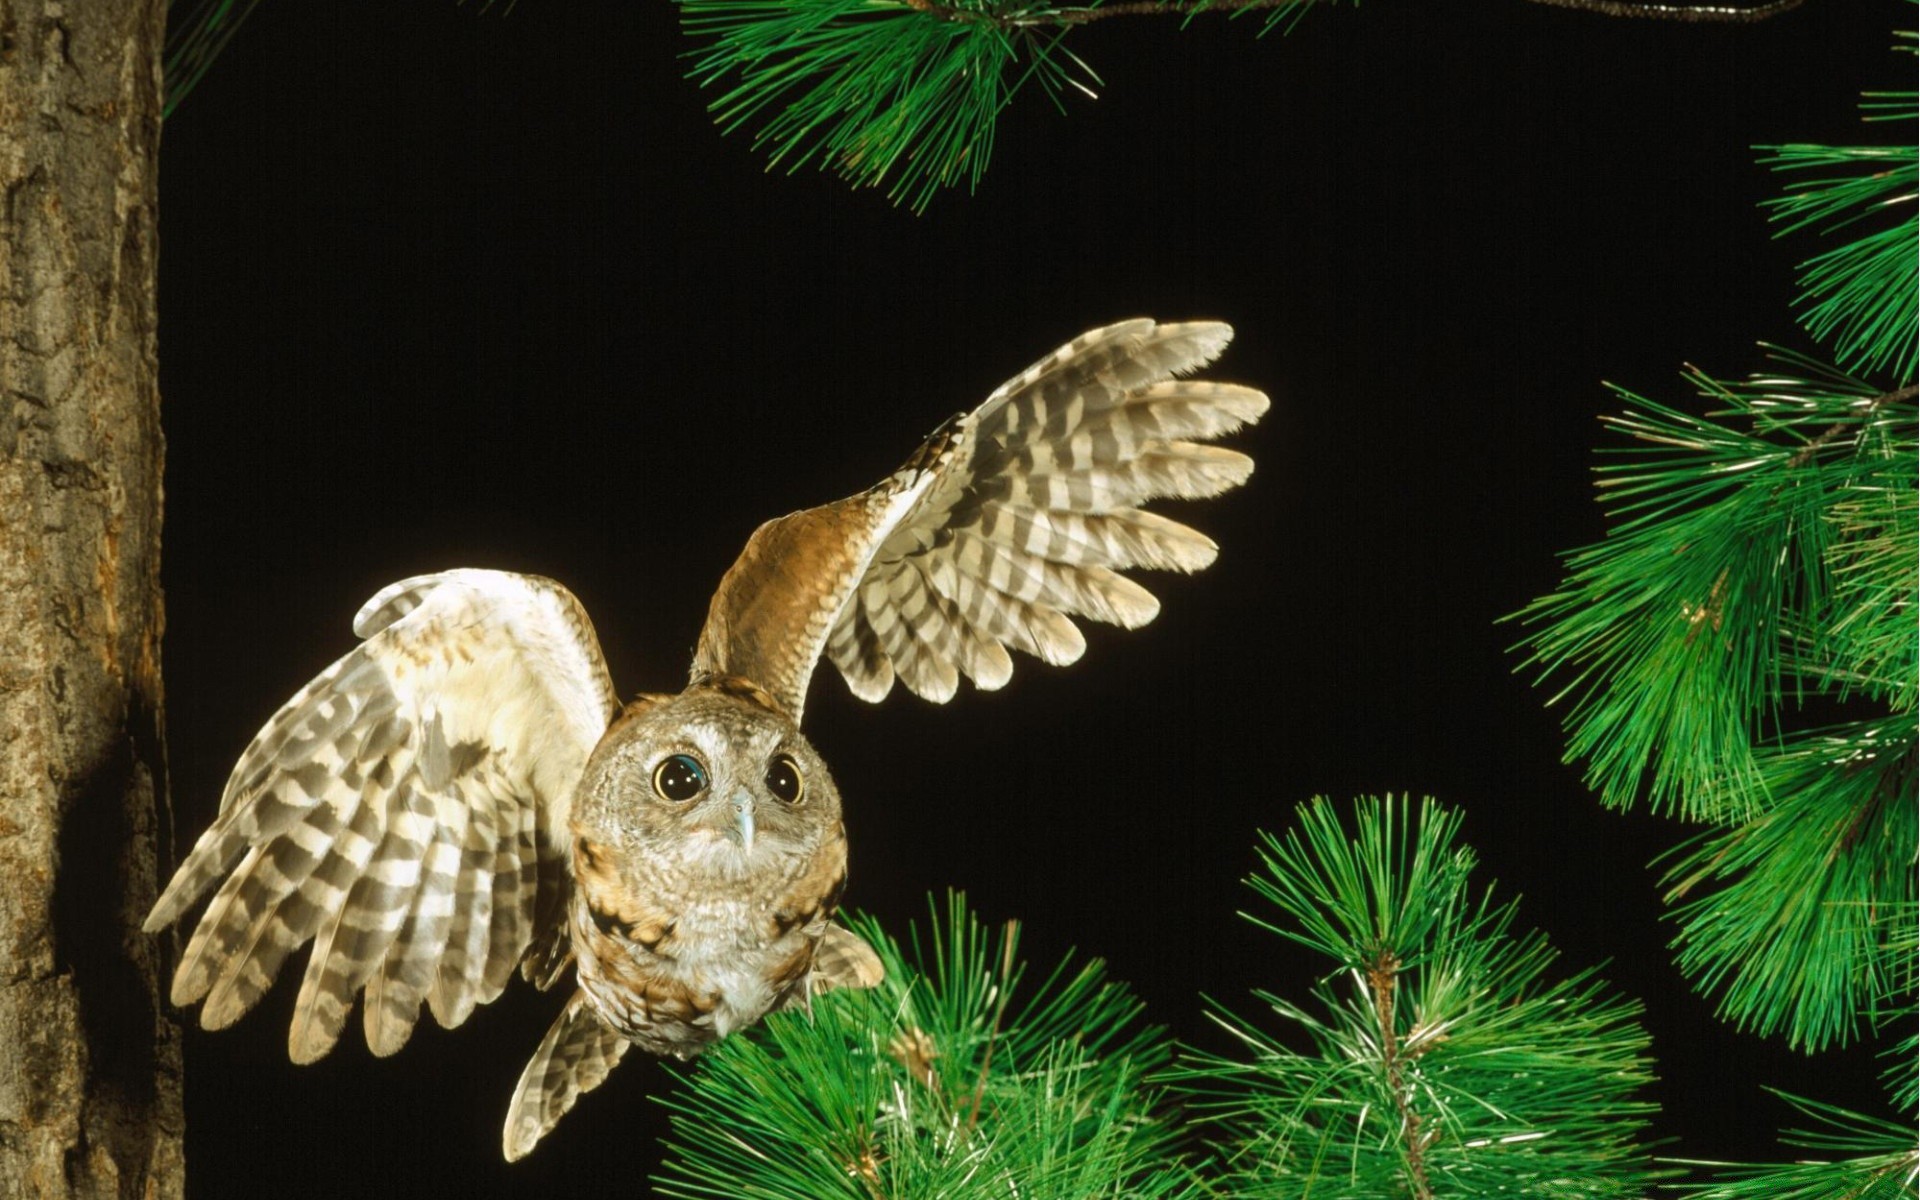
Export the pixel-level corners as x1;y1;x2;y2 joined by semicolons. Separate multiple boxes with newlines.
0;1;184;1197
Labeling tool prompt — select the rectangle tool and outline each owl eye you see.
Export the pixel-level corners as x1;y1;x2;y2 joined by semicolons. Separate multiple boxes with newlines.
765;754;804;805
652;754;708;802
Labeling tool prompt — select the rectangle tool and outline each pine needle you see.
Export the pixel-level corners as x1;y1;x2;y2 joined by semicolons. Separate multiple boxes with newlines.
683;0;1088;210
1759;32;1918;384
678;0;1347;210
1673;1091;1919;1200
651;893;1196;1199
1661;720;1918;1051
1511;356;1909;821
1174;796;1667;1196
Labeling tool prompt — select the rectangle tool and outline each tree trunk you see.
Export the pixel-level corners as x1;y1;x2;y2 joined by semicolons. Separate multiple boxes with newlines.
0;1;183;1197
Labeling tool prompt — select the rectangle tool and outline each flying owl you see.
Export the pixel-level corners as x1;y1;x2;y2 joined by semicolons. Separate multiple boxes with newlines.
145;318;1269;1160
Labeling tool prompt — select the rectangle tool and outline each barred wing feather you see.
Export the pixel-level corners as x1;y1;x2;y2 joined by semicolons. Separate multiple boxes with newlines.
503;990;631;1162
146;569;619;1063
694;319;1267;720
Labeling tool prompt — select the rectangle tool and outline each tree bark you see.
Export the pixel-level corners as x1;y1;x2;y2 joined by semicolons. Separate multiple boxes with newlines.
0;1;183;1197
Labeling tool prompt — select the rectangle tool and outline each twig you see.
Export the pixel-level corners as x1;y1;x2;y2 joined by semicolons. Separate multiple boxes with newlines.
1786;384;1917;470
1368;951;1433;1200
1049;0;1302;25
902;0;1307;25
960;920;1020;1140
901;0;1808;26
1517;0;1806;21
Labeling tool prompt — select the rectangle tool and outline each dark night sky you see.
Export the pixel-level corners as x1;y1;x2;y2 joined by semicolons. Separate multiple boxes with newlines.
153;1;1903;1193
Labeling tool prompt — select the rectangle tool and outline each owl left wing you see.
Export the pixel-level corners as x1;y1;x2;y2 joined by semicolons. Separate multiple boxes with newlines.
146;569;619;1064
693;318;1267;721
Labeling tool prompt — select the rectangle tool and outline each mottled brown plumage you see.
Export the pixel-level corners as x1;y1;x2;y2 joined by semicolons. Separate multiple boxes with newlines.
144;318;1267;1160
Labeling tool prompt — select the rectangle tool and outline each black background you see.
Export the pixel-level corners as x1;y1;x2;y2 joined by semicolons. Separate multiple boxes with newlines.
157;1;1903;1193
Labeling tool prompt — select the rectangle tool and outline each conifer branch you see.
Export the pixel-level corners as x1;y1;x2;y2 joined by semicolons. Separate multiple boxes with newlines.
1517;0;1806;22
163;0;1829;205
1181;797;1665;1194
1787;384;1920;469
1516;21;1914;1183
1661;720;1916;1051
907;0;1811;25
1367;949;1436;1199
897;0;1318;27
652;895;1194;1199
958;920;1018;1141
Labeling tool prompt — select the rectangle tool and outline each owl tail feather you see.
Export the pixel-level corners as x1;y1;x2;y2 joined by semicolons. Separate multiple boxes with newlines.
502;989;629;1161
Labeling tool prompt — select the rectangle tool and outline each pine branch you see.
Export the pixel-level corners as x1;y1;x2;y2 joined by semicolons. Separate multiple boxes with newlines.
682;0;1846;208
1763;142;1919;384
1518;35;1918;816
1512;354;1913;819
1176;796;1666;1196
651;894;1196;1199
681;0;1346;211
1514;26;1916;1183
1662;719;1917;1051
1675;1091;1920;1199
1365;946;1436;1199
1518;0;1806;21
898;0;1317;27
1761;33;1918;383
1788;385;1920;469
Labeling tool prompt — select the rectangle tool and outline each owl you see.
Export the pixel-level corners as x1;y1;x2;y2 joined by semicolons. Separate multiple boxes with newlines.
145;318;1269;1160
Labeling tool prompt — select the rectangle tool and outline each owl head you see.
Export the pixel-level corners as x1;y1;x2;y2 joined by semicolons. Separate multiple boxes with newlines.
569;677;844;883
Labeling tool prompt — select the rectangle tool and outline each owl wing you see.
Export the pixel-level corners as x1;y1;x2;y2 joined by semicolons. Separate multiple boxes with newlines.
145;568;619;1064
503;989;630;1162
693;318;1268;720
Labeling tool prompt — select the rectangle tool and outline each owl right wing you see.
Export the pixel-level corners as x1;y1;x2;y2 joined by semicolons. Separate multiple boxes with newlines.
693;318;1268;721
145;568;619;1064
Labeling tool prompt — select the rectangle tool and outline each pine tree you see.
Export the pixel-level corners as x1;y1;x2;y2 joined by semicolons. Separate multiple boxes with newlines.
657;16;1917;1195
651;799;1668;1195
165;1;1816;210
150;2;1912;1191
1514;24;1918;1196
1177;796;1665;1197
650;894;1198;1199
664;0;1824;209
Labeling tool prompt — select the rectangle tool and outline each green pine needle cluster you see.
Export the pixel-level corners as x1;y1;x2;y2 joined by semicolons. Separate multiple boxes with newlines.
1663;717;1916;1051
1515;353;1913;821
678;0;1347;211
1510;36;1918;1058
1514;23;1917;1195
1677;1092;1919;1200
1177;796;1664;1197
657;803;1669;1196
681;0;1096;212
1877;904;1919;1114
651;893;1194;1199
1759;30;1918;384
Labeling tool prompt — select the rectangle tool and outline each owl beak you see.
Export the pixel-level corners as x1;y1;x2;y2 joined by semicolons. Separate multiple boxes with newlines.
729;789;756;855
